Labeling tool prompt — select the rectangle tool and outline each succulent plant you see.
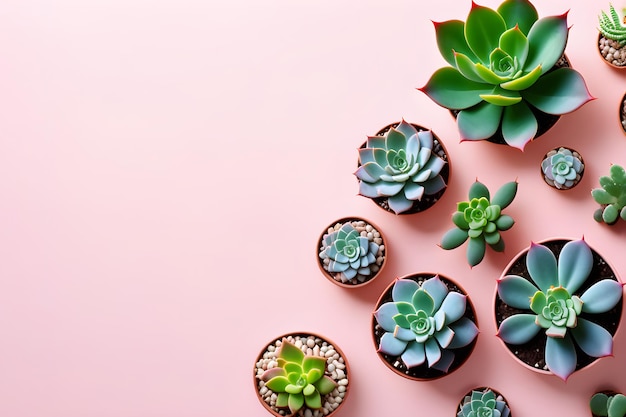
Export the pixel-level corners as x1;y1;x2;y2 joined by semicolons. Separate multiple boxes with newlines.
541;147;584;190
458;388;511;417
440;180;517;267
496;239;623;381
355;120;447;214
599;4;626;45
592;164;626;224
420;0;593;150
261;339;337;415
374;275;479;373
319;222;380;283
591;392;626;417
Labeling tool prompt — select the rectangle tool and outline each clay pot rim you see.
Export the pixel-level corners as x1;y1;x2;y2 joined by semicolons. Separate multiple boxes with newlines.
539;146;585;191
597;32;626;70
253;331;351;417
371;272;479;381
316;216;388;289
493;237;623;380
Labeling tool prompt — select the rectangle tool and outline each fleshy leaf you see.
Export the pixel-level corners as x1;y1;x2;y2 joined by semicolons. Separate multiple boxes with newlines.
401;341;426;368
441;228;469;250
435;19;478;67
288;393;305;414
392;278;420;303
313;375;337;396
581;279;624;314
501;101;537;150
422;275;449;311
526;243;558;292
558;239;593;294
497;314;540;344
524;14;568;75
279;340;305;364
604;205;619;224
479;92;522;106
378;332;408;356
500;64;542;91
455;51;488;83
465;3;507;64
420;67;492;110
589;393;609;416
499;26;529;67
469;180;490;200
467;236;486;267
495;214;515;230
304;391;321;409
522;68;593;115
608;395;626;417
374;302;400;332
447;317;479;348
497;0;538;34
545;334;576;381
266;376;290;392
302;356;326;375
413;290;435;316
592;188;616;205
424;337;442;367
498;275;537;309
570;318;613;358
439;292;466;324
491;181;518;209
458;102;503;141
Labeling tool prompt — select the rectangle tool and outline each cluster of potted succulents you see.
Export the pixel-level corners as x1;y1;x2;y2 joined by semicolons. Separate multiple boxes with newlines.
597;4;626;68
457;387;511;417
540;147;584;190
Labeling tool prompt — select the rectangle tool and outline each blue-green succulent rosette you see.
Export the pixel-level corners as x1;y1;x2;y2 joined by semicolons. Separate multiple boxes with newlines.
495;239;623;381
420;0;594;150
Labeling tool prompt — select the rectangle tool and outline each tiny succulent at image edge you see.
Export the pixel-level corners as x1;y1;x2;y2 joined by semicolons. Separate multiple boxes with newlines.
497;239;624;381
319;222;380;282
592;164;626;224
458;388;511;417
591;392;626;417
260;339;337;415
440;180;517;267
420;0;593;150
354;120;447;214
374;275;479;373
599;4;626;45
541;147;584;190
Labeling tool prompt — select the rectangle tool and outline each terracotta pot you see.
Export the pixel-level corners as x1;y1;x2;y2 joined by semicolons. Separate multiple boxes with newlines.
598;32;626;70
456;387;512;417
620;92;626;135
371;272;479;381
253;332;350;417
317;216;387;288
356;121;450;215
540;146;585;191
494;238;623;380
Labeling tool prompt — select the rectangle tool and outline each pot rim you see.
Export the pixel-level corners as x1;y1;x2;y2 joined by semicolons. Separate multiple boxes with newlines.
597;32;626;70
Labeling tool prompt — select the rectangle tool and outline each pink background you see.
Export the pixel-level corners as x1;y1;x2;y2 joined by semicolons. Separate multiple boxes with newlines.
1;0;625;416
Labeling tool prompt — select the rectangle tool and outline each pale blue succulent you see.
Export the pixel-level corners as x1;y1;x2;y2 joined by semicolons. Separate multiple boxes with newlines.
374;275;479;372
319;222;379;283
541;147;584;190
458;388;511;417
355;120;447;214
497;239;623;381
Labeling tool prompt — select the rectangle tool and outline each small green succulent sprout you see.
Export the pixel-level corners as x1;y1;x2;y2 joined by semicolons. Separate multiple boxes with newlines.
420;0;593;150
591;392;626;417
599;4;626;45
458;388;511;417
497;239;624;381
440;180;517;267
319;222;380;283
541;147;584;190
374;275;479;373
355;120;447;214
592;164;626;225
261;339;337;415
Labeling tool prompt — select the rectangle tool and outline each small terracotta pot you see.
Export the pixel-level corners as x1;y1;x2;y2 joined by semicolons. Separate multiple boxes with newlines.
540;146;585;191
456;387;512;417
620;92;626;135
598;32;626;70
253;332;350;417
317;216;387;288
371;272;478;381
494;238;623;380
356;121;450;215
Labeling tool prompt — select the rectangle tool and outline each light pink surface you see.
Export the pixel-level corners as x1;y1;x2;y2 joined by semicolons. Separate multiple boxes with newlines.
0;0;625;416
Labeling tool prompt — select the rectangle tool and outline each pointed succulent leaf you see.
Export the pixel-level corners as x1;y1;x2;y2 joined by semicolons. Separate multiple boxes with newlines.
469;180;490;200
495;214;515;230
424;337;442;367
392;278;420;303
441;227;469;250
422;275;449;311
396;301;417;316
589;393;609;416
474;62;509;84
388;193;413;214
378;332;408;356
526;243;558;292
276;392;289;408
423;175;447;195
497;314;541;344
288;393;305;414
458;102;503;141
603;204;619;224
434;325;455;348
570;317;613;358
455;51;488;83
464;3;507;64
374;302;400;332
447;317;479;348
304;390;321;409
581;279;623;313
498;275;538;309
395;120;418;139
280;340;305;364
305;369;322;385
313;375;337;396
522;68;593;115
302;356;326;375
262;367;286;381
400;341;426;368
430;349;455;373
545;334;576;381
501;101;537;150
467;236;486;267
265;376;290;392
412;290;435;315
439;291;466;324
497;0;538;34
420;67;492;110
500;64;542;91
435;19;478;67
385;128;407;152
499;25;529;66
491;181;518;209
524;15;568;74
558;239;593;294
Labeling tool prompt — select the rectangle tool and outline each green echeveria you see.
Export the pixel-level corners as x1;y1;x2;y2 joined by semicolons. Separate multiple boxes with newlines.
592;164;626;224
374;275;479;373
458;389;511;417
541;147;584;190
355;120;447;214
497;239;624;381
420;0;593;150
440;180;517;267
261;340;337;415
319;222;380;283
599;4;626;46
590;392;626;417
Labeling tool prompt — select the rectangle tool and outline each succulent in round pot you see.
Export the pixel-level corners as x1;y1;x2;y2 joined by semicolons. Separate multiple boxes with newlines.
540;147;584;190
597;4;626;69
254;333;350;417
317;217;386;288
372;273;479;380
495;238;623;381
420;0;593;150
457;387;511;417
354;120;449;215
592;164;626;225
591;391;626;417
440;179;518;267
